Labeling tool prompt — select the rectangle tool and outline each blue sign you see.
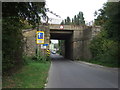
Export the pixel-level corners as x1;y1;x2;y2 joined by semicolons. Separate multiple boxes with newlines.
43;44;49;46
38;33;43;39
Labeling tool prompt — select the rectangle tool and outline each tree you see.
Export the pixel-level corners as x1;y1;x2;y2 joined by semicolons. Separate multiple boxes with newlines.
61;16;71;25
3;2;47;25
94;2;120;41
61;11;85;25
2;2;46;73
94;4;108;26
61;20;64;25
78;12;85;25
90;2;120;67
66;16;71;25
103;2;120;41
73;15;77;25
72;18;74;24
64;19;67;24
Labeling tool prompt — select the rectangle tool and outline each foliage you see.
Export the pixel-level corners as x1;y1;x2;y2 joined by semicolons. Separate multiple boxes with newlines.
2;2;46;74
58;40;65;55
32;55;51;63
75;12;85;25
94;2;120;41
103;2;120;41
31;51;51;63
94;4;108;26
65;17;71;25
54;43;59;49
89;2;119;67
3;57;50;88
23;24;33;29
89;30;118;67
2;17;24;72
2;2;46;25
61;11;85;25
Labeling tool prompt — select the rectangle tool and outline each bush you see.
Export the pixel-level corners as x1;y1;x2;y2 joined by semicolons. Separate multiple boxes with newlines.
2;17;24;73
33;55;51;62
89;30;118;67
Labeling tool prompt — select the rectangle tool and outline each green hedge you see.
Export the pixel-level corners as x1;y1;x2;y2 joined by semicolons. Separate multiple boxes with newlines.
89;30;118;67
2;17;24;73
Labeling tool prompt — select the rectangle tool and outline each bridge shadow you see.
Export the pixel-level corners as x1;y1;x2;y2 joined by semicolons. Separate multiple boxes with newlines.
50;54;70;61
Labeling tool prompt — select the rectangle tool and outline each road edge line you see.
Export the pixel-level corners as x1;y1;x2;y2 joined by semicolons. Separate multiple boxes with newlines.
44;61;52;88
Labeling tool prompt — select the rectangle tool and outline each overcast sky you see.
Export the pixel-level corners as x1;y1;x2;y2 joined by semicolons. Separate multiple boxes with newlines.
46;0;108;43
46;0;107;24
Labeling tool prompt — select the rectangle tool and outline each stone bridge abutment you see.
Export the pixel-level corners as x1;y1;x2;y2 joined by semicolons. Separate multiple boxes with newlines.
23;24;101;60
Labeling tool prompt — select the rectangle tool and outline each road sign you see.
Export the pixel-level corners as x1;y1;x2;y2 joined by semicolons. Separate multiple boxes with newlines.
36;31;44;44
60;25;64;29
41;44;49;49
41;44;46;49
43;44;49;46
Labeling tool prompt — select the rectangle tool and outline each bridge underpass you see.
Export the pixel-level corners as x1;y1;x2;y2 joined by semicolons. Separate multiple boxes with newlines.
50;29;73;60
23;24;100;60
49;24;97;60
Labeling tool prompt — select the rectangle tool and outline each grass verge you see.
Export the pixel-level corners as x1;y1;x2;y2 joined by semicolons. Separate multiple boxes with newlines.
79;58;119;68
3;60;51;88
89;60;119;68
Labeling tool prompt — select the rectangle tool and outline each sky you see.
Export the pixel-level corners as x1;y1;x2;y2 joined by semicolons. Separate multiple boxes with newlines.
46;0;108;43
46;0;107;24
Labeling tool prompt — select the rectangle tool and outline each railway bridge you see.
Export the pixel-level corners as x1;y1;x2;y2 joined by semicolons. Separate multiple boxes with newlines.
23;24;101;60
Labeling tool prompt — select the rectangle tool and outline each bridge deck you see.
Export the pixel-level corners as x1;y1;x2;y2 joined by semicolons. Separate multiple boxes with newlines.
49;24;85;31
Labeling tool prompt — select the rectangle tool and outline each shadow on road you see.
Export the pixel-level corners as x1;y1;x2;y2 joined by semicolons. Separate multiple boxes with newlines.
50;54;69;61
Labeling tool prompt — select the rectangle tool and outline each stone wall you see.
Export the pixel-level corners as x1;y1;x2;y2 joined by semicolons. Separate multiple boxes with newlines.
23;29;36;56
22;24;50;57
72;26;101;60
82;27;92;59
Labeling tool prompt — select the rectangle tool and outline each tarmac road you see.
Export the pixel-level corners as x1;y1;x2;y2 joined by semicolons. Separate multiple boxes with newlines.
46;54;118;88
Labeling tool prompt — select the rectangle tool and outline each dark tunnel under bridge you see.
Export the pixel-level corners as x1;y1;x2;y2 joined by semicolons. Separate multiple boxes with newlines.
50;29;73;59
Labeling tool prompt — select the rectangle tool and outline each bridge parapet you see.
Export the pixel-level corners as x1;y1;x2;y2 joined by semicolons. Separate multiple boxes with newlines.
49;24;85;30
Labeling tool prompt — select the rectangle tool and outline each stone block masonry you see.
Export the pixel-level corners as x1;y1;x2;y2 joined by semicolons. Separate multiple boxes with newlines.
22;24;50;57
